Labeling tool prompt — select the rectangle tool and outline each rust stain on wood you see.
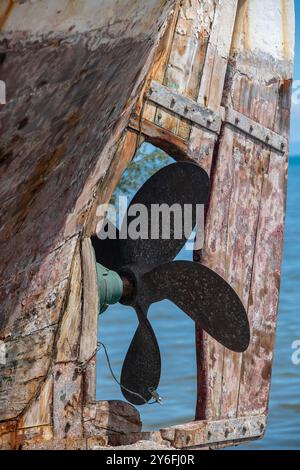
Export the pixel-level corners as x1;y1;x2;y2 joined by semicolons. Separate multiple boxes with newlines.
0;1;15;31
281;0;290;60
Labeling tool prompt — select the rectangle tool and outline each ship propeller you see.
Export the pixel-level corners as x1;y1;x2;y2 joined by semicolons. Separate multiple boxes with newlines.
92;162;250;405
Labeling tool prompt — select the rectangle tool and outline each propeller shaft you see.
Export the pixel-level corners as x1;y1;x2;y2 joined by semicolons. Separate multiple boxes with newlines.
96;263;134;313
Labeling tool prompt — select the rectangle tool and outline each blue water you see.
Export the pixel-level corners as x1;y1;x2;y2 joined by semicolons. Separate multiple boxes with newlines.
96;157;300;449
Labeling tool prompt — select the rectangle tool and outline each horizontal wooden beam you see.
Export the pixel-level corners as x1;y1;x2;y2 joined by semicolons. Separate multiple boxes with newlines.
128;116;189;161
148;80;222;133
160;415;266;449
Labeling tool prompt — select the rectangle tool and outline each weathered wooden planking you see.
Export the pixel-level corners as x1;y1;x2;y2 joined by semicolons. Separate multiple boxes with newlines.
159;0;216;138
56;246;82;363
0;236;78;339
218;69;280;419
187;0;238;168
188;0;239;171
144;0;217;140
185;0;240;420
0;326;55;421
53;362;83;439
219;132;269;419
197;0;239;112
79;238;99;403
160;415;266;448
83;401;142;438
238;150;287;416
17;426;53;450
237;75;292;416
195;125;235;419
196;0;294;422
18;376;53;430
0;1;175;438
142;0;181;123
0;421;17;450
147;81;287;152
128;116;188;161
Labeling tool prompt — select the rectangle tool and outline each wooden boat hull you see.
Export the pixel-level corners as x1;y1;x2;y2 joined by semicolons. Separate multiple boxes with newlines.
0;0;295;450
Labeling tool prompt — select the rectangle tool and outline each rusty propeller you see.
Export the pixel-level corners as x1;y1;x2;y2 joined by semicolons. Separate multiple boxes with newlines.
92;162;250;405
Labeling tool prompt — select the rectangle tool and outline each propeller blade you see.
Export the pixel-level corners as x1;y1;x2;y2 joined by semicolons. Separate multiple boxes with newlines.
120;305;161;405
144;261;250;352
92;220;124;272
119;162;209;268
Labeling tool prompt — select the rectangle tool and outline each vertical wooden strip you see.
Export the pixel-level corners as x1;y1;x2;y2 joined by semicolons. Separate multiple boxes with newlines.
154;0;216;137
53;363;83;439
79;238;99;404
142;0;181;123
190;0;239;420
188;0;239;171
54;246;83;438
195;126;234;419
237;150;286;416
237;73;292;418
197;0;238;111
220;135;269;418
87;130;139;236
56;248;82;363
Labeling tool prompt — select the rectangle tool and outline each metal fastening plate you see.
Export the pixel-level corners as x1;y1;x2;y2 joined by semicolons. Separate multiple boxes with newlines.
223;107;287;153
145;80;287;154
148;80;222;133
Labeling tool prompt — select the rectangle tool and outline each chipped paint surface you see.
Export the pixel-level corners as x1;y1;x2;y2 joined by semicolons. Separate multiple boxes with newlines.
231;0;294;62
0;0;295;450
231;0;294;80
1;0;169;36
194;0;294;423
0;0;175;433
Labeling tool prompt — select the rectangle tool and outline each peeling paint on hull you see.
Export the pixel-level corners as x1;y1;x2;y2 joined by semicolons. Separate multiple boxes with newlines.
0;0;295;451
0;0;175;427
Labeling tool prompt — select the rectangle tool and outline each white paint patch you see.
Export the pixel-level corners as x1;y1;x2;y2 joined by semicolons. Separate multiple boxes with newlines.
1;0;169;37
231;0;294;62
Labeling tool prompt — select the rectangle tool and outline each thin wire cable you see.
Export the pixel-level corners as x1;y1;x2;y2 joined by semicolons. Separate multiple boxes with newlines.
97;341;158;405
